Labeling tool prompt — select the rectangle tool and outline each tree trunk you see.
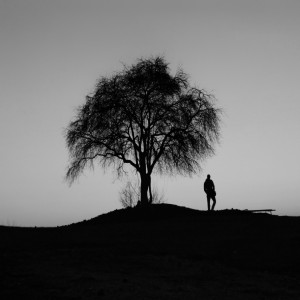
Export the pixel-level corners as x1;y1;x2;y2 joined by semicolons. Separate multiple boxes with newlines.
148;175;153;204
139;152;150;207
140;173;149;207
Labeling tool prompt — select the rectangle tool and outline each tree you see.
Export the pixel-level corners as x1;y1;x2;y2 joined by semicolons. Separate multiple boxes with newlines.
65;56;221;207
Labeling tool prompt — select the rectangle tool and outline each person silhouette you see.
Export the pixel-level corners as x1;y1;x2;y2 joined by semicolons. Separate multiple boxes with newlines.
204;174;216;211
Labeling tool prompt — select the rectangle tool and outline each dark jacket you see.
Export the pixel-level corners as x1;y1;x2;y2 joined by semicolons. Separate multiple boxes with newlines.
204;179;215;196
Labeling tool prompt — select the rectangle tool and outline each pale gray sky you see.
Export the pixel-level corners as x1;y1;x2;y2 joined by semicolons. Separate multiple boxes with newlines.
1;0;300;226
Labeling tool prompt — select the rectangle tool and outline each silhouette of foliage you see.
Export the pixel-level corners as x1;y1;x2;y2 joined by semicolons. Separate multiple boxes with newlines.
65;56;221;207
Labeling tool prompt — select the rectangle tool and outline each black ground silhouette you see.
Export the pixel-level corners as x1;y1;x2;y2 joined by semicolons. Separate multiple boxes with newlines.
1;204;300;299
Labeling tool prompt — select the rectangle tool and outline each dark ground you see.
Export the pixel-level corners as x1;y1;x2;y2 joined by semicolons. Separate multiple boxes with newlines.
1;204;300;299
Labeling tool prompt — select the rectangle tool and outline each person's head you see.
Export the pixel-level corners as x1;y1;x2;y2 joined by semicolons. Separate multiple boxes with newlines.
207;174;211;179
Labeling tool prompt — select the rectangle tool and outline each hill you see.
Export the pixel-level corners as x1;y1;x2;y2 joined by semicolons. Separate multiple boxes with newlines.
1;204;300;299
69;203;263;225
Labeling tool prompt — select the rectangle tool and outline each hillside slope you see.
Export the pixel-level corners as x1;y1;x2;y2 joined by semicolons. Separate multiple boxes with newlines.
1;204;300;299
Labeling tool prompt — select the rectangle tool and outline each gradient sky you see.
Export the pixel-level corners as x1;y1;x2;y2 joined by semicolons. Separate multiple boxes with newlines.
1;0;300;226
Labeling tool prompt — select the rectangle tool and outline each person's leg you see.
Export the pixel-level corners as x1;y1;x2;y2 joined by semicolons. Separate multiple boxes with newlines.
211;196;216;210
207;195;210;211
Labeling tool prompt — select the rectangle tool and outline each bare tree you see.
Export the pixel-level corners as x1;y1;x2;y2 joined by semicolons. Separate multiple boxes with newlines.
119;181;138;208
65;56;221;207
119;180;165;208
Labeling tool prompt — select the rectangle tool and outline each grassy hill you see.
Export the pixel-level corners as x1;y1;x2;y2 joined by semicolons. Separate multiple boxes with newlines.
1;204;300;299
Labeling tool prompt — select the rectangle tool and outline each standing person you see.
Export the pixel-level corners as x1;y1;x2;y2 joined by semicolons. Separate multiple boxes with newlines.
204;174;216;211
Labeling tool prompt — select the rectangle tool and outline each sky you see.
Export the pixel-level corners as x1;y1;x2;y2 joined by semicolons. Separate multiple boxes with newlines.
0;0;300;226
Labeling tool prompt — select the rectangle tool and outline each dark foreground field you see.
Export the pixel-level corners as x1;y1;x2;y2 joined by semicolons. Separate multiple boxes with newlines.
1;204;300;299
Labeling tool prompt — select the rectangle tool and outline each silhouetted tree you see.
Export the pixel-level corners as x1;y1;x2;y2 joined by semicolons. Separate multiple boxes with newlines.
65;56;220;207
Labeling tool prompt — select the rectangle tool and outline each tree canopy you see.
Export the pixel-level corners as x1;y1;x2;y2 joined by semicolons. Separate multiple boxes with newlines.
65;56;221;207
